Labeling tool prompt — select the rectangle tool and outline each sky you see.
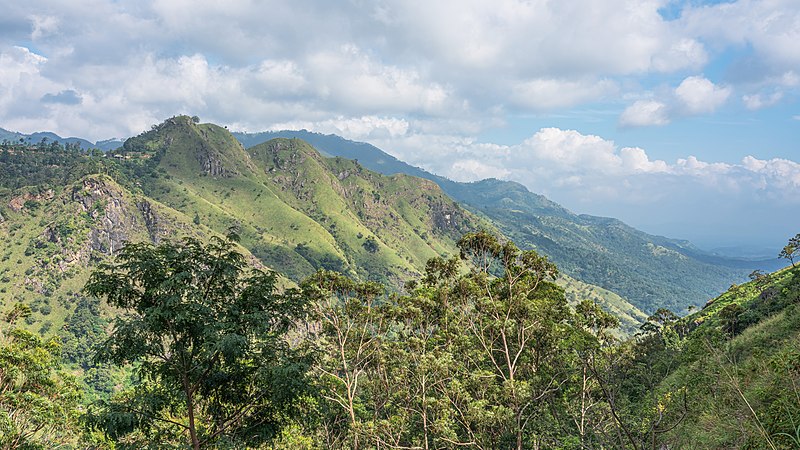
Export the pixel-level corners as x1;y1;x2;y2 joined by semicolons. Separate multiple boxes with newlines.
0;0;798;253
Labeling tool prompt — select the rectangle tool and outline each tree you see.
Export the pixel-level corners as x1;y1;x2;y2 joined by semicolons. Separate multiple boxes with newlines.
779;239;798;268
718;303;745;336
302;270;386;450
453;231;570;449
84;235;310;449
0;304;81;449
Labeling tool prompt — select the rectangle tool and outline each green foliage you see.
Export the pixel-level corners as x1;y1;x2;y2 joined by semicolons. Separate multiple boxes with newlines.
0;139;124;193
0;310;82;448
84;236;311;449
779;233;800;267
301;231;645;449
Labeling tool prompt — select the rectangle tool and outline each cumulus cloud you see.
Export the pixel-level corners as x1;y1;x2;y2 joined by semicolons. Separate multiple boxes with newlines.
260;116;411;140
680;0;800;83
674;76;731;114
619;76;731;126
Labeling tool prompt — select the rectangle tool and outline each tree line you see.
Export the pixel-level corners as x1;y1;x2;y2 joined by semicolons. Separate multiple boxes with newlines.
2;230;799;449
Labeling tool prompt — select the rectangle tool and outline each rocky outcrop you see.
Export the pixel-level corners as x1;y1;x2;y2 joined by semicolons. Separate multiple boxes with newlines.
8;189;54;211
71;176;137;255
199;150;229;177
137;200;168;243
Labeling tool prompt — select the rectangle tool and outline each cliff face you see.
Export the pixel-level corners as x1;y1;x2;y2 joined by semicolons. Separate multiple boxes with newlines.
0;174;216;329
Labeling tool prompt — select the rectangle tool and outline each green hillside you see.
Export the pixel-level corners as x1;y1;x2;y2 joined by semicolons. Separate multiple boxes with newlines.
637;263;800;449
125;116;480;287
0;116;646;336
236;130;781;313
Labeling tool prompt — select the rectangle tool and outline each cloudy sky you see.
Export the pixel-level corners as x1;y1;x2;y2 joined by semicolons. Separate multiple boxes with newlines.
1;0;798;252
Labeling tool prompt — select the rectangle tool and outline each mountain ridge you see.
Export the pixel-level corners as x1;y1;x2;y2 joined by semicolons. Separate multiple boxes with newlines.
0;116;648;335
232;129;782;312
0;127;124;151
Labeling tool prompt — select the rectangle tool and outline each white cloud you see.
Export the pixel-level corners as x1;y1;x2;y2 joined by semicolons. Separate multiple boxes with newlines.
680;0;800;81
30;15;59;40
674;76;731;114
742;91;784;110
619;76;732;127
651;38;708;72
619;100;670;127
511;78;618;110
261;116;411;140
450;159;511;180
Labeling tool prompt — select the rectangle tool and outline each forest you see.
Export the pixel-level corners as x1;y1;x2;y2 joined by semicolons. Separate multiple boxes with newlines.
2;228;799;449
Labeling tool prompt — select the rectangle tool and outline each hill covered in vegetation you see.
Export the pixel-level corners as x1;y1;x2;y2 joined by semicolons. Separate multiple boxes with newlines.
0;116;646;336
235;129;780;313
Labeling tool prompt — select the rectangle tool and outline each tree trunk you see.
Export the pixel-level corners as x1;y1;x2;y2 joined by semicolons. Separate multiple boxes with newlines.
184;376;201;450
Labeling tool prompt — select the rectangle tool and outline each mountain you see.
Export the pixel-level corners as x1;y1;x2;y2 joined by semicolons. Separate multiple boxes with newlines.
0;127;124;151
233;130;782;313
126;116;479;286
0;116;647;335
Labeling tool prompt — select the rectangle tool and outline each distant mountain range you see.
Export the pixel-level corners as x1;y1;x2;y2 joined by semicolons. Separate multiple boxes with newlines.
0;127;124;151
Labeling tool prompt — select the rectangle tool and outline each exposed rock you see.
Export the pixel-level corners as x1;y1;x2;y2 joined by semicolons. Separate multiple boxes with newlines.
72;177;137;255
8;189;54;212
137;200;168;243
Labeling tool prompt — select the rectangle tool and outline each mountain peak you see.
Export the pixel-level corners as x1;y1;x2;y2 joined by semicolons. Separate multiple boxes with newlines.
124;116;254;178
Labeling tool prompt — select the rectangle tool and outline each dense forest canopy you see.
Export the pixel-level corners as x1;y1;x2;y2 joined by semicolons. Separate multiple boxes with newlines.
2;229;798;449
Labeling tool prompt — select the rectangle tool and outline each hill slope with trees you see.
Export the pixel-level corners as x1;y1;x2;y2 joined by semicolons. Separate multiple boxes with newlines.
235;129;781;313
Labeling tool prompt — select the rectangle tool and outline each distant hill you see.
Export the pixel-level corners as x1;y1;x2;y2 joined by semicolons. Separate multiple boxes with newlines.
233;130;782;313
0;127;124;151
0;116;647;335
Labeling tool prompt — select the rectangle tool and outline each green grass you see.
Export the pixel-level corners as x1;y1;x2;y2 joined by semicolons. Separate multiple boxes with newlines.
656;264;800;449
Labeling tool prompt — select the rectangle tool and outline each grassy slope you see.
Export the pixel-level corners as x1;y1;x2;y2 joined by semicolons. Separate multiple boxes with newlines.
0;174;217;330
239;130;779;314
133;118;481;287
657;264;800;449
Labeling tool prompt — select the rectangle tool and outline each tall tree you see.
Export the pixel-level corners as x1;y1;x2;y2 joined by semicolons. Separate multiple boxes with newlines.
779;233;799;267
454;231;571;449
84;235;309;449
302;270;387;450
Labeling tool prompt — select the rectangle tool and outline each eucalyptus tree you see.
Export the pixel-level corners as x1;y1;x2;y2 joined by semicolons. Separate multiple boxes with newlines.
453;231;573;449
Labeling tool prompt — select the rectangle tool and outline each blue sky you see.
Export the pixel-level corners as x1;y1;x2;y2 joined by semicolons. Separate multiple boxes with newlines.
0;0;797;252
